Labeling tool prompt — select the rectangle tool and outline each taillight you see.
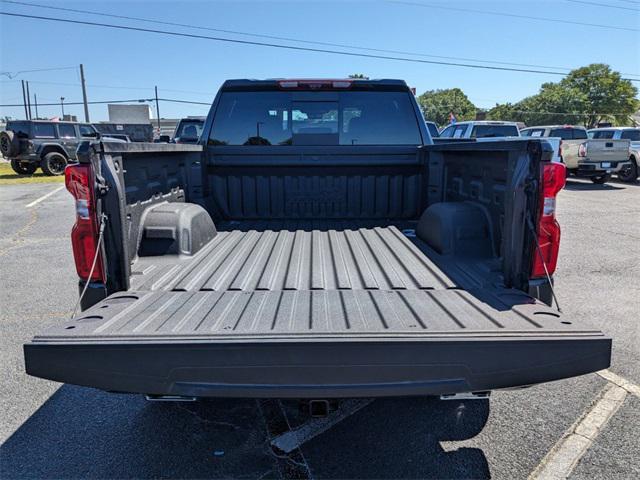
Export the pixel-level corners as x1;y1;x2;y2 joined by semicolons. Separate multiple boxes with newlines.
531;162;565;278
65;164;105;282
578;143;587;157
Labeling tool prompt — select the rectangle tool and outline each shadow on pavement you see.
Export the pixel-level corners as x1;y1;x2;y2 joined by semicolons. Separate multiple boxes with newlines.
0;385;275;479
292;396;490;479
1;386;490;479
611;177;640;187
564;179;626;191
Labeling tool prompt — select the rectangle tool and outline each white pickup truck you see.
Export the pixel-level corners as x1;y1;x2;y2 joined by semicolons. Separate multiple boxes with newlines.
439;121;520;139
588;127;640;182
437;121;562;162
521;125;631;184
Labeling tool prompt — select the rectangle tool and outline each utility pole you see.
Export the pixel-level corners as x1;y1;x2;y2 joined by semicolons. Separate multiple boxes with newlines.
154;85;161;133
80;64;90;122
34;93;39;119
21;80;28;119
60;97;65;118
26;81;32;120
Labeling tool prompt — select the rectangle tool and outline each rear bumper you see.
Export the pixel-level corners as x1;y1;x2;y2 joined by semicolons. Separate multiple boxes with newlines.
574;160;630;176
24;335;611;398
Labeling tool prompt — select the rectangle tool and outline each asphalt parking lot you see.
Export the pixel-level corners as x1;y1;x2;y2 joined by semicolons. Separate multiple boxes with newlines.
1;178;638;479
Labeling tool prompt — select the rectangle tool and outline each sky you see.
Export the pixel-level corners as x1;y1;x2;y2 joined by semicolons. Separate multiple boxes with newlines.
1;0;639;122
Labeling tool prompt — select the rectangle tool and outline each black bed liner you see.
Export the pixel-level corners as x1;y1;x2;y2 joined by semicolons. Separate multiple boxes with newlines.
129;224;455;292
24;225;610;397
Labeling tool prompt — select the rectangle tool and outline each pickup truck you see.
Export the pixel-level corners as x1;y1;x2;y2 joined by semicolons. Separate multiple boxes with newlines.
435;122;561;162
520;125;631;184
24;79;610;400
588;127;640;182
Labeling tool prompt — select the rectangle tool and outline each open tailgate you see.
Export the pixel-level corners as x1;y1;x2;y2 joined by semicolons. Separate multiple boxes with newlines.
24;289;611;398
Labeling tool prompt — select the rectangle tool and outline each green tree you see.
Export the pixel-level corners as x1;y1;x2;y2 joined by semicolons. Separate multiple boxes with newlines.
560;64;638;127
488;64;638;127
348;74;369;79
486;102;518;122
489;83;588;126
417;88;476;126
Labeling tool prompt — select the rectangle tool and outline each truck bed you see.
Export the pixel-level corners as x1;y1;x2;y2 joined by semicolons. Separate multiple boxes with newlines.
25;224;611;398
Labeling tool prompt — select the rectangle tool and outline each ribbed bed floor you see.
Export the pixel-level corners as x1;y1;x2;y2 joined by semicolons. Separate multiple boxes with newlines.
57;224;573;338
130;225;456;292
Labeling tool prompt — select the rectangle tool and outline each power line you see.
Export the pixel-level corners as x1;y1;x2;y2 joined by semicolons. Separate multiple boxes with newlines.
1;78;215;95
160;98;211;106
0;95;632;116
4;11;640;82
3;0;615;75
389;0;639;32
0;97;211;107
1;78;217;100
564;0;640;11
0;65;77;79
0;98;153;107
508;110;633;116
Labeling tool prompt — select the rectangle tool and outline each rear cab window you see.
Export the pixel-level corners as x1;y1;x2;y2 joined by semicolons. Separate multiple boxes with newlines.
471;124;519;138
426;122;439;138
439;125;455;138
589;130;615;139
176;120;204;140
520;128;546;137
621;130;640;141
33;123;57;138
549;128;587;140
439;124;468;138
209;90;423;146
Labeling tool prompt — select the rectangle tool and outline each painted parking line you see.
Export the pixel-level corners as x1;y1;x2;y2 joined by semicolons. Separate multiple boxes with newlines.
597;369;640;398
529;382;627;480
25;185;65;208
530;369;640;479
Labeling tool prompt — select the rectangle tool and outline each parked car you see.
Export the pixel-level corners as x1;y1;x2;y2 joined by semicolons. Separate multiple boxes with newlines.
439;121;520;139
588;127;639;182
24;78;610;402
520;125;631;184
0;120;99;175
172;116;206;144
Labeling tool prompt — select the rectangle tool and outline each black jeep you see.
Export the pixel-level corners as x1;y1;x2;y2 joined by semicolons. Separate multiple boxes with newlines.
0;120;99;175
